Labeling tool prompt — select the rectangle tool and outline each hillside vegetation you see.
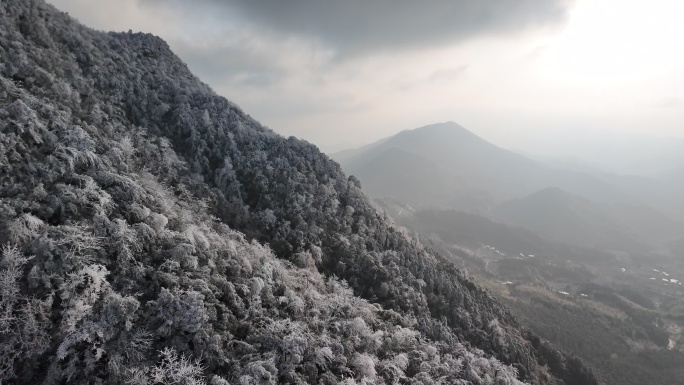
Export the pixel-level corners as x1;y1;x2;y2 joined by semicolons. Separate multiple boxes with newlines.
377;202;684;385
0;1;597;384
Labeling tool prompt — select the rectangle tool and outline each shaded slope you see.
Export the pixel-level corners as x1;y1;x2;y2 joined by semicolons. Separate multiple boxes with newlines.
409;210;555;256
379;206;610;268
0;1;597;384
344;146;481;209
494;188;646;252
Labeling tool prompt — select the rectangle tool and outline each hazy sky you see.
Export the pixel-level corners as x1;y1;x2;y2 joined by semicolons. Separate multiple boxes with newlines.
49;0;684;161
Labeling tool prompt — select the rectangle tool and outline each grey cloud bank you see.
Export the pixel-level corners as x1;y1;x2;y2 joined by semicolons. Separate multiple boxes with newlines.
187;0;573;53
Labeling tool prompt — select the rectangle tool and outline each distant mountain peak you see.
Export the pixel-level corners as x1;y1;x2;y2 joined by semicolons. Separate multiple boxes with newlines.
411;121;466;131
396;121;485;142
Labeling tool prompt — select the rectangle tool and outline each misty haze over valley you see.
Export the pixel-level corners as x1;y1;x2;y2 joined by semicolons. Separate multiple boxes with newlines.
332;122;684;384
2;0;683;384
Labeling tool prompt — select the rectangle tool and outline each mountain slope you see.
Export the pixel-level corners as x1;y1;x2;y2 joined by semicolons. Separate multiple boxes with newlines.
494;188;646;252
524;156;684;227
407;209;558;256
343;146;488;210
0;1;598;384
334;122;633;210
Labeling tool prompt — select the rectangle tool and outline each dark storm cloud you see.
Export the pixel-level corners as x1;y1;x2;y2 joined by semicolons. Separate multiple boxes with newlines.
196;0;574;53
137;0;573;99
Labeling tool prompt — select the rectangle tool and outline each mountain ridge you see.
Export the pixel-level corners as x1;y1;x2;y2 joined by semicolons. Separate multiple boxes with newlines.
0;1;597;384
333;121;634;209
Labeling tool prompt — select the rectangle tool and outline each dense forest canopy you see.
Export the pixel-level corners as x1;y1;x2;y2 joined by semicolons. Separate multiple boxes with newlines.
0;1;597;384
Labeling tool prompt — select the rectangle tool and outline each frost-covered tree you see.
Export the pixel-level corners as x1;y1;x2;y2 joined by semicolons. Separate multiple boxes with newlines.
0;1;598;384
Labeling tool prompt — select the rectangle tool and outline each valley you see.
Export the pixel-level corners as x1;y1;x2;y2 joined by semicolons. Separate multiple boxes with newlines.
3;1;682;384
1;2;602;384
336;124;684;385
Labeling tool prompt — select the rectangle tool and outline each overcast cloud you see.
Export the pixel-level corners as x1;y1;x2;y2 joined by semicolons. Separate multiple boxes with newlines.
184;0;572;54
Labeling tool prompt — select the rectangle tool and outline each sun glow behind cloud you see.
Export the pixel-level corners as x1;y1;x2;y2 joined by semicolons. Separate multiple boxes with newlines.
542;0;684;87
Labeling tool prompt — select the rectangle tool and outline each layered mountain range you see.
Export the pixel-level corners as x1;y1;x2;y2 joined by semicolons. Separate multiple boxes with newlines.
334;124;684;385
0;1;598;384
334;122;633;209
333;122;684;252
